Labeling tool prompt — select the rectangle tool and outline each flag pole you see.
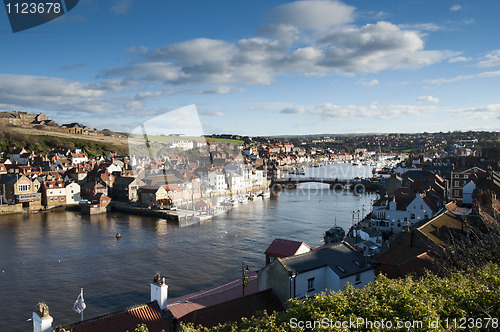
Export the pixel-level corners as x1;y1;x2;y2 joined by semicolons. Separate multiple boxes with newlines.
80;288;84;321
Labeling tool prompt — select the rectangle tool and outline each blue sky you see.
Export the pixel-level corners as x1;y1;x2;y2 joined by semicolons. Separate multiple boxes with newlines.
1;0;499;136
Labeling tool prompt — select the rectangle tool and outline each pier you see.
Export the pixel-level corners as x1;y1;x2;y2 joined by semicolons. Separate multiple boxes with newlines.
110;201;212;227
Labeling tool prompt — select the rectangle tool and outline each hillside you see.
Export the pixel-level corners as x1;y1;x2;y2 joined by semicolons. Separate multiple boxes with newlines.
0;125;129;157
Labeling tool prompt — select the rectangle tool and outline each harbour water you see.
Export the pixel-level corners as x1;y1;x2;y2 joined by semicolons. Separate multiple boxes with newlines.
0;164;376;331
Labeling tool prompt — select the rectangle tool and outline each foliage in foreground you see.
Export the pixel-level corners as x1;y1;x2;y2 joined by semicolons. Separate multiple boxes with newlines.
180;264;500;331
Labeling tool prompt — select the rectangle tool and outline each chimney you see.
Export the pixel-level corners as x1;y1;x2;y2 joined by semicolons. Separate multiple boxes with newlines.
150;273;168;310
32;303;52;332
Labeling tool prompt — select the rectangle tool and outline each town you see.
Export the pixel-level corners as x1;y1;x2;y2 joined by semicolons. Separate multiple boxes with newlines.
1;113;499;331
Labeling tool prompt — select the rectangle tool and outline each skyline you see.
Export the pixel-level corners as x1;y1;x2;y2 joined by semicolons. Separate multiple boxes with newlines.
1;1;500;136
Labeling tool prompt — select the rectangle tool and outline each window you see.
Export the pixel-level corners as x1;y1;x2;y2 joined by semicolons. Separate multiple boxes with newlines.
355;273;361;284
410;214;415;219
18;184;30;192
454;181;459;187
307;278;315;292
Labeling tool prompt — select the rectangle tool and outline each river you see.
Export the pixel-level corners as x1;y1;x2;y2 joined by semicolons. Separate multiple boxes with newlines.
0;163;377;331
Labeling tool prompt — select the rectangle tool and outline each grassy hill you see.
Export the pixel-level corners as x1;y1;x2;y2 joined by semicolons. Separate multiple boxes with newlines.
0;125;128;157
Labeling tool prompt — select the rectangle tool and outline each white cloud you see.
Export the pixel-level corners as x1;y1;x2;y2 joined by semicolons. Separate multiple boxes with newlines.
279;102;437;119
271;0;355;31
455;104;500;121
202;86;235;95
426;70;500;85
478;50;500;68
317;21;453;73
399;23;442;32
103;20;453;86
448;56;472;63
359;79;379;86
449;5;462;11
414;96;439;104
198;109;225;117
110;0;133;15
0;74;108;113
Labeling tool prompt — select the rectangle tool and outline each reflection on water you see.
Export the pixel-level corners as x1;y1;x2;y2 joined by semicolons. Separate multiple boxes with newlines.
0;165;377;331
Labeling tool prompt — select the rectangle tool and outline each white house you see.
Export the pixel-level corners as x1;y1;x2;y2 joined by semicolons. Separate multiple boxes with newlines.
65;182;81;205
258;242;374;306
462;181;476;205
225;172;244;191
70;151;88;165
371;190;439;233
358;227;383;247
207;171;226;192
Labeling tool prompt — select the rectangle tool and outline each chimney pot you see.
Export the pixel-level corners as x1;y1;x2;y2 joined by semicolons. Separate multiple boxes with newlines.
151;275;168;310
33;303;52;332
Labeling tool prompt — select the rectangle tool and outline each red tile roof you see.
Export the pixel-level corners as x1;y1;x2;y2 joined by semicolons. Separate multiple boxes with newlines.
168;271;259;319
264;238;311;258
179;289;284;329
55;302;171;332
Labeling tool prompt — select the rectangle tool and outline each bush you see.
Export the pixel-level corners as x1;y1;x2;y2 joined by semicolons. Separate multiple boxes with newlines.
181;264;500;331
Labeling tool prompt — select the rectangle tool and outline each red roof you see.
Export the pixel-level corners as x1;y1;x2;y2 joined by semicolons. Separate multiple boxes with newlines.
179;289;283;328
55;302;171;332
264;238;311;258
168;271;259;319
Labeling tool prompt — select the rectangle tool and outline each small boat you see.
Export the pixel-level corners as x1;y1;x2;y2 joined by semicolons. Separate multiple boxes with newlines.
258;190;270;198
324;225;345;244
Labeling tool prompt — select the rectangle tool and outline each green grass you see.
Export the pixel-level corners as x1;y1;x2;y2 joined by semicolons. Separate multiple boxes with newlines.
131;134;244;145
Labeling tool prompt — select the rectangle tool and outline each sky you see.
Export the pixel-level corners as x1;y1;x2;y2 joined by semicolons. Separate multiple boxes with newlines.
0;0;500;136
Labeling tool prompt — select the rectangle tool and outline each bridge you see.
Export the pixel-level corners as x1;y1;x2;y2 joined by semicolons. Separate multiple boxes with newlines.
271;177;366;190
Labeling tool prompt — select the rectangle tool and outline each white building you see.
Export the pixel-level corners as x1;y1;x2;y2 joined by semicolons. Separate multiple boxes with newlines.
258;242;374;306
65;182;81;205
207;171;226;192
225;172;244;191
170;140;194;150
371;191;439;233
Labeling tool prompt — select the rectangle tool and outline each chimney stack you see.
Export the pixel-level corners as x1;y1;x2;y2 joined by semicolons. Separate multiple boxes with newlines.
150;273;168;310
33;303;52;332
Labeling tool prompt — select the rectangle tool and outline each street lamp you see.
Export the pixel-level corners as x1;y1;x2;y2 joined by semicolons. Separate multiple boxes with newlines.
242;261;249;296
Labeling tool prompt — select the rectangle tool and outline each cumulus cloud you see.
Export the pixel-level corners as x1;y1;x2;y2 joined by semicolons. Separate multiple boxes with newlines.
455;104;500;120
449;5;462;11
399;23;442;32
414;96;439;104
279;102;437;119
478;50;500;68
102;19;453;86
0;74;108;113
198;109;225;117
448;56;472;63
426;70;500;85
271;0;355;31
359;79;379;86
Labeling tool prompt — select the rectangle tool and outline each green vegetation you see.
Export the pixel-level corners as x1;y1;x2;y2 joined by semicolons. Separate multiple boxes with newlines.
141;135;244;145
179;264;500;331
0;127;127;157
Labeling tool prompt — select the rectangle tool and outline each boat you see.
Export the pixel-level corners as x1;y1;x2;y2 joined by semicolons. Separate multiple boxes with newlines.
258;190;270;198
324;225;345;244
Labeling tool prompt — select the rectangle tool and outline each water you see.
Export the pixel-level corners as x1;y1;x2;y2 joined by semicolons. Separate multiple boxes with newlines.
0;164;376;331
